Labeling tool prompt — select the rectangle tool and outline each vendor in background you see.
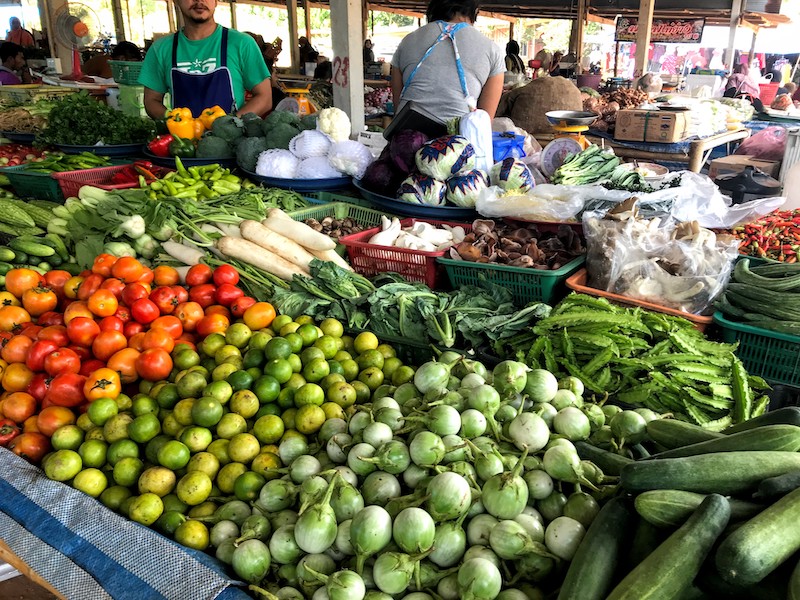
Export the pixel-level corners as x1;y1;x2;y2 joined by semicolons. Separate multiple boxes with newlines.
299;36;316;74
391;0;505;124
724;63;764;112
0;42;33;84
548;51;563;76
504;40;525;74
6;18;34;48
263;37;286;106
139;0;272;119
308;51;332;81
363;39;375;64
83;41;141;80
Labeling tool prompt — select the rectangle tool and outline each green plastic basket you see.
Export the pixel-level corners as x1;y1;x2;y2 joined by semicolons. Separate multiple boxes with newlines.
2;165;62;202
304;190;376;208
713;311;800;387
109;61;144;85
438;254;586;305
288;201;394;229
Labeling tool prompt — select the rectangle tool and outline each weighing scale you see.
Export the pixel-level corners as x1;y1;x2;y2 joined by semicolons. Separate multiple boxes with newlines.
275;85;316;116
540;111;597;177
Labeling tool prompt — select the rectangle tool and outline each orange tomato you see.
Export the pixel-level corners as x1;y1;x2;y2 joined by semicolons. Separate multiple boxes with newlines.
36;405;76;437
244;302;277;330
84;367;121;401
23;414;39;433
138;268;154;285
205;305;230;319
92;253;118;277
0;305;31;332
2;391;36;423
77;274;104;302
87;289;119;318
9;431;51;462
111;256;145;283
174;302;204;332
196;313;229;337
63;276;84;299
173;335;196;351
107;347;140;384
5;268;43;299
63;301;93;324
2;362;34;392
150;315;183;339
141;328;175;353
153;266;180;287
135;348;173;381
0;291;20;307
127;332;146;352
21;286;58;317
1;335;32;364
91;330;128;362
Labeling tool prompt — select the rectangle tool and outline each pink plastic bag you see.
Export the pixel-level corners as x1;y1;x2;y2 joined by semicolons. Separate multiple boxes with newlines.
734;126;787;161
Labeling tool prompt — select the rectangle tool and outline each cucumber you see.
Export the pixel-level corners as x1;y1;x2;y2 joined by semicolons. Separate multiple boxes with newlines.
8;238;55;257
44;233;69;261
11;250;27;264
753;469;800;501
621;452;800;495
716;486;800;586
0;262;13;276
724;406;800;433
790;558;800;600
623;516;667;574
606;494;730;600
575;441;634;476
697;562;790;599
43;254;62;267
634;490;763;529
649;425;800;459
646;419;723;449
0;247;14;262
60;262;83;276
558;497;633;600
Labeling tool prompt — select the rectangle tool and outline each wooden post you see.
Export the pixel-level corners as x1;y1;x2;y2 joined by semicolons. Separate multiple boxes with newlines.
166;0;176;33
614;41;619;76
749;29;758;72
330;0;365;137
726;0;743;69
361;0;368;45
303;0;311;40
287;0;300;74
111;0;126;42
230;0;237;31
509;19;514;42
574;0;587;74
633;0;655;78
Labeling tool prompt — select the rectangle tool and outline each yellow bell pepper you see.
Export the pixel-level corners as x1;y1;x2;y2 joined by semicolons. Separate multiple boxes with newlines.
166;112;196;140
168;107;193;121
198;105;227;130
193;119;206;139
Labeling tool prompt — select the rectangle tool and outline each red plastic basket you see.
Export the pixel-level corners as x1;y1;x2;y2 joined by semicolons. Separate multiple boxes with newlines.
52;164;172;199
339;218;473;288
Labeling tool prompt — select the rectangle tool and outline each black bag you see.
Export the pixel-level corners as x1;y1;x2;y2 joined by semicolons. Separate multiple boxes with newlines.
383;101;447;141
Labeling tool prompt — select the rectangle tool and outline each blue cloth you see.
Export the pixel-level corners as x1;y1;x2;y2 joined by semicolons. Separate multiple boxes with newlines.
0;448;250;600
588;129;696;155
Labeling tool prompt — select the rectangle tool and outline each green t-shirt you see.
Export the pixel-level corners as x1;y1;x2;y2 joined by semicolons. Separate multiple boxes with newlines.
138;25;270;111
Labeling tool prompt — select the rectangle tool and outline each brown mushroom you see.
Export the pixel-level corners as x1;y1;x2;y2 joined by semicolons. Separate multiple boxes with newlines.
455;242;482;262
472;219;496;236
509;256;535;267
304;218;323;232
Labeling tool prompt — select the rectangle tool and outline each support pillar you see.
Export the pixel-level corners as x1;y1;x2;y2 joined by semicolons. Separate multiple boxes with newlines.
330;0;364;137
303;0;311;40
286;0;300;73
111;0;126;42
726;0;743;69
573;0;587;74
230;0;237;31
633;0;655;78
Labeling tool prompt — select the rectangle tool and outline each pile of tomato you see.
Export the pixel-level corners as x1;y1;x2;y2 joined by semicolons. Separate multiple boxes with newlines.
0;254;272;464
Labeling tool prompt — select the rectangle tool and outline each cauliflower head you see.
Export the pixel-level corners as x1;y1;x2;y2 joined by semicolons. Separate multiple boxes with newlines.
316;107;351;142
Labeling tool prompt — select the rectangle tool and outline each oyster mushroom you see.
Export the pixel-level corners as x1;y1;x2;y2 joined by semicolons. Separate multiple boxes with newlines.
455;242;482;262
472;219;496;236
509;256;535;267
304;218;323;232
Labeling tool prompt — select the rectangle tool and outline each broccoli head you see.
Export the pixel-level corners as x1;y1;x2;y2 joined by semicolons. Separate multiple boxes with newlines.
300;114;318;131
261;110;301;135
196;135;233;159
240;112;264;137
265;123;301;150
211;115;245;142
236;136;269;172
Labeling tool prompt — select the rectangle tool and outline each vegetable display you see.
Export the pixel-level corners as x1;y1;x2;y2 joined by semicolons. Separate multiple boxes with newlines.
729;209;800;263
366;217;466;252
550;145;620;186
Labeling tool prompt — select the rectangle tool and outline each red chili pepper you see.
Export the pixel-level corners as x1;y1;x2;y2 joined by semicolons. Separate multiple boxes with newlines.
0;418;21;446
147;134;174;158
109;166;140;185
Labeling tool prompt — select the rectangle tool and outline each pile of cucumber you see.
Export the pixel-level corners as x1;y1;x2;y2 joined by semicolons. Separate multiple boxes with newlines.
562;408;800;599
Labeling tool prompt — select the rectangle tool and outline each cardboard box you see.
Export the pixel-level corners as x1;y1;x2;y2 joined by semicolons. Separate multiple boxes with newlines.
707;155;781;180
614;109;691;143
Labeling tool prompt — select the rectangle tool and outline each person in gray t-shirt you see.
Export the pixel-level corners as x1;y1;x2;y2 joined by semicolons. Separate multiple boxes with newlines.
390;0;505;125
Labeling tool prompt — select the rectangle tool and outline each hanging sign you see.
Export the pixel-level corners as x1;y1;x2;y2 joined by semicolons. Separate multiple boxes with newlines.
615;17;706;43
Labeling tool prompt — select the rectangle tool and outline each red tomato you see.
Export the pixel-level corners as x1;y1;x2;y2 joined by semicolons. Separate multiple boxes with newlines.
100;277;125;300
78;358;105;377
141;328;175;353
150;286;178;315
20;325;42;340
135;348;173;381
126;332;146;352
189;284;216;308
123;321;144;338
174;302;203;332
36;311;64;327
43;348;81;376
44;372;87;407
114;305;131;323
205;305;230;319
131;298;159;325
121;283;149;307
25;339;59;372
153;266;180;287
92;330;128;362
37;325;68;347
1;335;32;364
215;283;244;307
9;431;51;463
150;315;183;339
36;406;75;437
88;289;119;318
76;274;104;302
138;268;154;285
196;313;229;337
22;286;58;317
231;296;256;318
98;316;124;333
43;270;72;298
27;372;51;402
84;367;121;401
91;254;118;277
174;335;196;351
63;301;93;325
69;345;92;362
185;264;213;287
212;264;240;286
107;348;140;384
111;256;145;284
171;286;189;304
66;317;101;347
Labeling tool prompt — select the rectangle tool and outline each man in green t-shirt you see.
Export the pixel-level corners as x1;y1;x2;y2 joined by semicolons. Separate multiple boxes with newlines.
139;0;272;119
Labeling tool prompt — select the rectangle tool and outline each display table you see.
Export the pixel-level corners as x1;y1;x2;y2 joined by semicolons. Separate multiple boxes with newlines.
534;128;750;172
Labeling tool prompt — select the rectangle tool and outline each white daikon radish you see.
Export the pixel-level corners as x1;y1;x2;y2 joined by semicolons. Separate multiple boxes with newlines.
162;241;205;265
262;215;337;251
309;247;352;271
239;220;317;270
217;237;309;280
267;207;293;221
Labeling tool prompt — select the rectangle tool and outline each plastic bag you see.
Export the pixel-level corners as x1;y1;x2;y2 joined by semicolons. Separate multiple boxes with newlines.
734;126;788;161
476;184;585;221
460;109;494;174
492;132;526;162
583;202;740;315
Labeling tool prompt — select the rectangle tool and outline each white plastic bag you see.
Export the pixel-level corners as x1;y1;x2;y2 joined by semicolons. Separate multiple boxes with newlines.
476;184;585;221
460;109;494;174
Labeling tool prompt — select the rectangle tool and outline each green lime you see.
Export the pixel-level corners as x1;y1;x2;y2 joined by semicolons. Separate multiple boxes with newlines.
43;449;82;482
295;404;326;435
131;395;160;417
246;367;262;381
176;371;208;400
84;426;106;442
199;332;226;358
284;332;303;354
144;435;172;465
191;397;224;427
357;349;385;371
376;344;397;359
215;345;242;364
265;337;293;361
271;314;293;334
353;331;379;354
162;493;189;515
156;510;187;536
392;365;416;386
229;390;259;419
284;373;306;391
382;357;403;379
173;347;201;371
128;493;164;526
296;323;320;347
326;381;357;408
226;370;254;392
50;425;84;451
248;330;273;351
216;412;248;439
87;397;119;427
294;383;325;407
113;456;145;487
100;485;132;511
326;361;345;377
203;380;234;405
186;451;220;480
300;346;326;366
358;366;385;391
161;413;182;437
227;433;261;464
302;357;330;383
264;359;293;384
333;350;352;362
340;359;360;382
287;354;302;373
76;413;95;432
242;348;265;370
320;318;344;338
156;383;181;409
115;393;133;412
321;402;345;420
234;471;266;502
225;323;253;349
251;452;281;479
158;440;191;470
173;398;196;426
253;375;280;404
279;322;300;336
73;468;108;498
128;413;162;444
314;335;339;360
212;362;239;382
281;408;297;431
252;414;285;445
217;462;248;494
351;380;372;404
176;471;213;506
207;439;231;465
103;413;134;443
180;426;213;453
255;403;281;419
277;388;295;409
78;439;108;469
320;373;346;392
137;466;177;497
107;439;139;466
341;335;355;353
174;519;209;551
